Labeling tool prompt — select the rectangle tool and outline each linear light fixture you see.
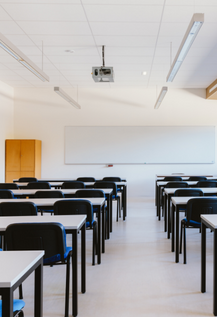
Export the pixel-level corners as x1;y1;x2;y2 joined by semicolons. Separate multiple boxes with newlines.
166;13;204;82
54;87;81;109
154;87;168;109
0;32;49;82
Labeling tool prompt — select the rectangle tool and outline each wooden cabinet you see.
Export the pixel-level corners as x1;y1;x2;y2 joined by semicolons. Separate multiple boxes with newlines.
5;139;41;183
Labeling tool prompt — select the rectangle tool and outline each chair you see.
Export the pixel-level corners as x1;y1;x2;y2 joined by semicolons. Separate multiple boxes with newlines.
75;189;105;212
0;183;18;189
180;198;217;264
34;190;65;214
0;201;38;216
165;182;189;188
94;181;121;222
61;181;85;189
174;188;204;197
0;189;14;199
102;177;122;182
197;181;217;187
54;199;97;265
5;222;72;317
164;177;183;181
0;201;38;300
27;182;51;189
0;299;25;317
18;177;37;183
76;177;96;182
187;176;207;181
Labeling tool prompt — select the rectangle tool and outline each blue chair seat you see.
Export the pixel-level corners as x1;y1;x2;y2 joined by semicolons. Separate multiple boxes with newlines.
0;299;25;317
182;218;201;227
43;246;72;265
86;220;96;228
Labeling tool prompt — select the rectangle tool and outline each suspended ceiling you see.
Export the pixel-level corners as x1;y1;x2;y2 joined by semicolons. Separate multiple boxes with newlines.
0;0;216;89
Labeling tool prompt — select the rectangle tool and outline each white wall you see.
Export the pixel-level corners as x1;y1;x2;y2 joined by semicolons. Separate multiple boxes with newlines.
0;81;14;182
13;86;217;197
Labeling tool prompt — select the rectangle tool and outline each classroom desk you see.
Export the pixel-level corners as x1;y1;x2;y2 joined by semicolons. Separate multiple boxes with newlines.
10;188;112;241
156;181;197;221
13;180;127;229
155;174;215;206
201;214;217;316
0;215;86;317
164;187;217;238
171;196;217;264
0;251;44;317
0;197;105;265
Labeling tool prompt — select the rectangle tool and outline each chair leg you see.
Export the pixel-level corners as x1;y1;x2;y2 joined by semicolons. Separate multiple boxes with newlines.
180;222;183;254
64;254;71;317
183;226;186;264
118;197;121;218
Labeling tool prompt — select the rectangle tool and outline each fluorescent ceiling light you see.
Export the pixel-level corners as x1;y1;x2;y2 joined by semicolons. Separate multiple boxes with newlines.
166;13;204;82
154;87;168;109
54;87;81;109
0;32;49;82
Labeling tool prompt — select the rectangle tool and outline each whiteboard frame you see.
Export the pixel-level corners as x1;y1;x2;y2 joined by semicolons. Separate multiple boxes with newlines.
64;126;215;165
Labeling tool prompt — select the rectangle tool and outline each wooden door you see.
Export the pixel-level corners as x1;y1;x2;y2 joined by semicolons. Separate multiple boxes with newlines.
5;140;21;171
20;140;35;172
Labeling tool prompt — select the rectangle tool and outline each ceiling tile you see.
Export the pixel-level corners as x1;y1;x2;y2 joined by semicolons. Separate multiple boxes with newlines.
84;4;163;22
90;22;159;36
16;21;92;35
1;4;86;21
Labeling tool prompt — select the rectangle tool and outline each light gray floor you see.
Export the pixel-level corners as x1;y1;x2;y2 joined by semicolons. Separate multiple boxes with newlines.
20;197;214;317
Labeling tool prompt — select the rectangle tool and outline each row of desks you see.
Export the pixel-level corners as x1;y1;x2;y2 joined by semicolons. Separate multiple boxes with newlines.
155;175;217;316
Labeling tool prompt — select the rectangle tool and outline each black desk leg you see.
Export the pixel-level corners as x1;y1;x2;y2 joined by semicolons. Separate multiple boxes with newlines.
201;221;206;293
214;229;217;315
35;260;43;317
2;288;13;317
155;180;157;206
72;231;78;317
171;204;175;252
102;205;105;254
164;194;167;232
81;223;86;294
97;208;101;265
123;185;127;219
110;196;113;233
175;206;180;263
167;196;172;239
106;195;110;239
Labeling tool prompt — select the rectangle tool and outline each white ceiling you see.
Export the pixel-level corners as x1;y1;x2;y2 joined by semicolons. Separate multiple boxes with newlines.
0;0;216;88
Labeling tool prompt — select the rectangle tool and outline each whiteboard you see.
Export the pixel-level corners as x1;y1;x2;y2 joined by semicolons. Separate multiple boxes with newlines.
64;126;215;164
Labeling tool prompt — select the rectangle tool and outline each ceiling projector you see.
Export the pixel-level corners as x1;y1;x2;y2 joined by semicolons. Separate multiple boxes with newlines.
92;66;114;82
92;46;114;82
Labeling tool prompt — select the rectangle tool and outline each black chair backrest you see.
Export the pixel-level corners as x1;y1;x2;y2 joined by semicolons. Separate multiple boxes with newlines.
27;182;51;189
174;189;204;197
0;183;18;189
165;182;189;188
197;181;217;187
18;177;37;183
187;176;207;181
34;190;64;198
164;177;182;181
0;189;14;199
5;222;66;262
94;181;117;196
186;198;217;224
102;177;122;182
76;177;96;182
75;189;105;198
61;181;85;189
0;201;38;216
54;199;93;227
